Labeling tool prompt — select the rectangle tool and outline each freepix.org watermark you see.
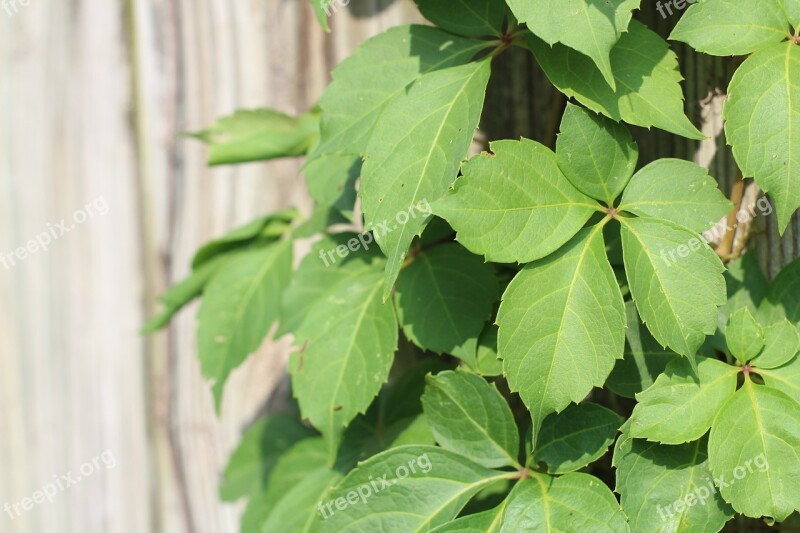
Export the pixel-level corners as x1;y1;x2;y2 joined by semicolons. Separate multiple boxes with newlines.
656;0;696;19
317;452;433;520
4;450;117;521
660;195;773;267
0;196;109;270
319;0;349;17
318;199;432;267
2;0;31;17
656;452;769;523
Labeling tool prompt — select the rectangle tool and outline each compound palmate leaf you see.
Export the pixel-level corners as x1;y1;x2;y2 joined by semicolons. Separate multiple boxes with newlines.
508;0;640;90
530;21;704;140
360;59;492;298
316;446;510;532
421;370;520;468
197;240;292;409
614;433;734;533
289;258;399;462
620;216;726;362
395;243;499;354
670;0;789;56
498;224;625;431
500;473;629;532
725;41;800;232
709;380;800;520
433;138;600;264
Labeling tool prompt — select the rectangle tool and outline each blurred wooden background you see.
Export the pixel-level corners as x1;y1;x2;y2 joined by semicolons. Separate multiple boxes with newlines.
1;1;799;532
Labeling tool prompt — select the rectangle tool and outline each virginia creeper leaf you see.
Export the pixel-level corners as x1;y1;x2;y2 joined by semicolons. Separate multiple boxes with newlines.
414;0;506;37
708;380;800;521
726;307;765;363
619;160;732;233
311;25;486;160
614;433;734;533
304;154;360;220
219;413;314;502
500;473;629;532
533;403;622;474
189;109;319;165
606;301;676;398
759;256;800;326
670;0;789;56
421;370;520;468
395;243;499;354
508;0;641;90
498;225;625;432
360;59;492;298
197;240;292;410
724;42;800;232
290;266;399;463
317;446;508;532
529;21;705;140
433;138;599;264
628;357;738;444
620;216;727;362
753;319;800;369
760;354;800;402
556;103;638;205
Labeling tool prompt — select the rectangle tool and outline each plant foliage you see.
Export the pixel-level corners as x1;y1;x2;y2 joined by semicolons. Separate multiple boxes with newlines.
145;0;800;530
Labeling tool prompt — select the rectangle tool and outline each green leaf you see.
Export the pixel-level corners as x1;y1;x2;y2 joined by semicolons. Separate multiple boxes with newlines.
278;233;382;337
606;301;676;398
759;256;800;326
192;210;296;269
311;25;487;160
242;438;333;533
726;307;766;363
628;357;738;444
197;240;292;410
498;225;625;431
724;42;800;232
556;103;638;205
708;379;800;521
670;0;789;56
754;319;800;368
310;0;331;32
510;0;640;90
219;413;314;502
421;370;520;468
395;244;499;353
614;433;734;533
720;250;769;329
533;403;621;474
289;267;398;463
785;0;800;28
620;216;726;361
619;160;732;233
433;138;600;264
142;257;224;333
528;21;705;140
429;503;506;532
500;473;629;532
266;468;343;531
304;153;360;220
189;109;318;165
760;353;800;402
360;59;492;298
414;0;506;37
317;446;509;532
